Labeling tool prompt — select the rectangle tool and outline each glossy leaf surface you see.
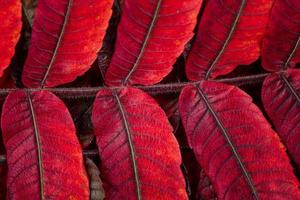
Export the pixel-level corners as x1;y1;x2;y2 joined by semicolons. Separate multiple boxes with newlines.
186;0;272;80
105;0;202;86
92;87;187;199
1;90;89;199
179;81;300;199
262;0;300;71
0;0;22;77
22;0;113;88
262;69;300;170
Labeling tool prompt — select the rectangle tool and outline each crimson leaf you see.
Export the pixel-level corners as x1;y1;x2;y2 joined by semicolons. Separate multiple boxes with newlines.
92;87;187;199
22;0;113;88
1;90;89;199
105;0;202;86
186;0;272;80
0;0;22;78
179;81;300;199
262;0;300;71
262;69;300;170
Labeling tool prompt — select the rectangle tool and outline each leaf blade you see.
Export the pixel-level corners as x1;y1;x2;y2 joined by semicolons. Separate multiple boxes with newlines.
262;0;300;71
1;90;89;199
0;0;22;78
105;0;202;86
22;0;113;88
92;87;187;199
262;69;300;170
186;0;273;80
179;81;300;199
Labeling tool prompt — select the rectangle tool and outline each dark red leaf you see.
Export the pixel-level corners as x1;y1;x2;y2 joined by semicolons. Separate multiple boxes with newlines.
262;0;300;71
197;169;216;200
179;81;300;199
104;0;202;86
186;0;272;81
0;0;22;77
262;69;300;170
1;90;89;199
22;0;113;88
92;87;187;199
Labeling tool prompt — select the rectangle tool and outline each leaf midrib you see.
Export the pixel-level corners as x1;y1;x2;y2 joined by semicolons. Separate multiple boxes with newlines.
123;0;162;85
27;92;45;200
113;91;142;200
283;36;300;70
196;85;259;200
280;73;300;104
40;0;73;87
205;0;246;79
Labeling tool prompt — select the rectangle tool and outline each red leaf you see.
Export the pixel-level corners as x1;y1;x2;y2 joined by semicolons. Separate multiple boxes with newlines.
262;69;300;170
0;0;22;77
197;169;216;200
186;0;272;81
179;81;300;199
262;0;300;71
104;0;202;86
22;0;113;88
92;88;187;199
1;90;89;199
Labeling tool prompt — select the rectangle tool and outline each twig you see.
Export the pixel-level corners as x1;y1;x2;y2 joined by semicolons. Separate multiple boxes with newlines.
0;73;270;99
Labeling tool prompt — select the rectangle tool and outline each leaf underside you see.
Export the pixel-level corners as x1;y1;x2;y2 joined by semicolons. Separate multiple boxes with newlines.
85;158;105;200
179;81;300;200
262;0;300;71
92;87;187;200
0;0;22;78
1;90;89;199
22;0;113;88
262;69;300;171
186;0;272;80
105;0;202;86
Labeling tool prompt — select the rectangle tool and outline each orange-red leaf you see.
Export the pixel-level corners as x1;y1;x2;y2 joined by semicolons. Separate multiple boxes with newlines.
0;0;22;77
186;0;273;80
262;0;300;71
179;81;300;199
92;88;187;199
262;69;300;170
1;90;89;199
105;0;202;86
22;0;113;88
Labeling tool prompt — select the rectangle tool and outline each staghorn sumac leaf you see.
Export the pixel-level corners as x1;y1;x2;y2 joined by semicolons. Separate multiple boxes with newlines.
85;158;105;200
105;0;202;86
1;90;89;199
262;69;300;170
186;0;273;81
196;169;216;200
262;0;300;71
92;87;187;199
0;0;22;78
179;81;300;199
22;0;113;88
